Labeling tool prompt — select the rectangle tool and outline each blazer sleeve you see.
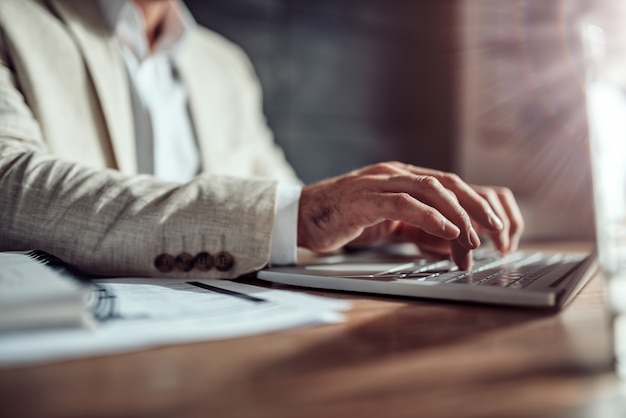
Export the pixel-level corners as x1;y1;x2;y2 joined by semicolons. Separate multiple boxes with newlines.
0;29;279;279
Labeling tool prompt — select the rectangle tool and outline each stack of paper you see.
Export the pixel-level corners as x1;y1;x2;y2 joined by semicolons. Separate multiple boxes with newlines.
0;252;90;332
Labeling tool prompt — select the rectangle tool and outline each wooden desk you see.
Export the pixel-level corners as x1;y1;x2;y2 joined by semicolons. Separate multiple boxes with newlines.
1;243;625;417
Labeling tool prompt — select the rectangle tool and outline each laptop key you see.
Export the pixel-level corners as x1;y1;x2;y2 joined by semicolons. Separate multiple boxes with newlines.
482;276;517;287
453;268;500;284
422;272;467;283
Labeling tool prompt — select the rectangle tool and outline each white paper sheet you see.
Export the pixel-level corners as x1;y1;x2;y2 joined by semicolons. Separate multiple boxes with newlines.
0;278;349;367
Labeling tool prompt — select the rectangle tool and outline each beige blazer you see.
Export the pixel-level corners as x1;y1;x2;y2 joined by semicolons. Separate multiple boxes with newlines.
0;0;301;277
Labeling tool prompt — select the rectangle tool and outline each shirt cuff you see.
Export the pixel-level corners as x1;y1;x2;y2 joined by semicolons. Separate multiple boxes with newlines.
269;184;302;265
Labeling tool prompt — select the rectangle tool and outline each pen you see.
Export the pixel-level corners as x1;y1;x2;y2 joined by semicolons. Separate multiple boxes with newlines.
186;281;267;303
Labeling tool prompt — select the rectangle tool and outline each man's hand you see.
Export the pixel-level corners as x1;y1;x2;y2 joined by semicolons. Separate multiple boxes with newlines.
297;162;524;270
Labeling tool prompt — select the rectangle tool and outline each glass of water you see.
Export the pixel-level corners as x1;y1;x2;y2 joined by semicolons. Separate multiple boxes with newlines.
583;22;626;377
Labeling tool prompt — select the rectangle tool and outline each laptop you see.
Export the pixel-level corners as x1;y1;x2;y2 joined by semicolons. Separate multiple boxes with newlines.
258;246;597;308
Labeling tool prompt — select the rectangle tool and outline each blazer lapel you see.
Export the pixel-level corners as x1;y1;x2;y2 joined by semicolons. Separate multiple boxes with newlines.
48;0;136;175
175;34;224;172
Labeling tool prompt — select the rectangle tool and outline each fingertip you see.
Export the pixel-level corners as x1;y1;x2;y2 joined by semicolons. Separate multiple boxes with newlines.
469;227;481;249
499;231;511;254
457;228;481;251
456;253;473;271
451;242;473;271
509;234;521;253
488;212;504;231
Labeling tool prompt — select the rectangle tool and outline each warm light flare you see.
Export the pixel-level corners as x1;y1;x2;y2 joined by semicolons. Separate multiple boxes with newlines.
457;0;609;240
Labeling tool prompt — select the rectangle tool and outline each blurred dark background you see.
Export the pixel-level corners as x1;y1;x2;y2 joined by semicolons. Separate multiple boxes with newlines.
186;0;457;183
186;0;597;240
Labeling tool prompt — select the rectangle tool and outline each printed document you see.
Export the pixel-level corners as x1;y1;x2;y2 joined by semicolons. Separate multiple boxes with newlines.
0;278;349;367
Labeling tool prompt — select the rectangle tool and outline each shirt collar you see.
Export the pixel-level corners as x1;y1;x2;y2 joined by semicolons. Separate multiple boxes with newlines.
97;0;195;62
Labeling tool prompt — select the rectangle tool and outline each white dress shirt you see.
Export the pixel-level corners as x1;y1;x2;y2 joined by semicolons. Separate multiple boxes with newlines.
98;0;299;265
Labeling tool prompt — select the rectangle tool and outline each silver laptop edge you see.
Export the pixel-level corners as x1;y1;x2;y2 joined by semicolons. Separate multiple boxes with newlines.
258;250;597;308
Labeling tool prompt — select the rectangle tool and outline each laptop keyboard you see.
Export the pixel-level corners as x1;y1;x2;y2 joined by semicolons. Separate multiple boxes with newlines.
376;251;585;289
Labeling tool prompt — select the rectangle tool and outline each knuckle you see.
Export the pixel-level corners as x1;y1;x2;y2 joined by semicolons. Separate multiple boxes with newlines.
481;188;498;202
496;186;514;197
480;198;495;215
456;206;472;223
374;162;400;174
452;207;472;229
421;207;443;227
391;192;414;210
510;217;525;234
442;172;462;186
416;175;442;190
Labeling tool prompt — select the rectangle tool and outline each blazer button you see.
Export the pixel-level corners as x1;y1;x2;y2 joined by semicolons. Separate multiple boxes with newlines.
175;252;195;272
194;252;213;271
214;251;234;272
154;253;175;273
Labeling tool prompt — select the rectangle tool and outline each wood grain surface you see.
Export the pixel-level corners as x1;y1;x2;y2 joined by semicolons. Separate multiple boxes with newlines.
1;243;623;418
